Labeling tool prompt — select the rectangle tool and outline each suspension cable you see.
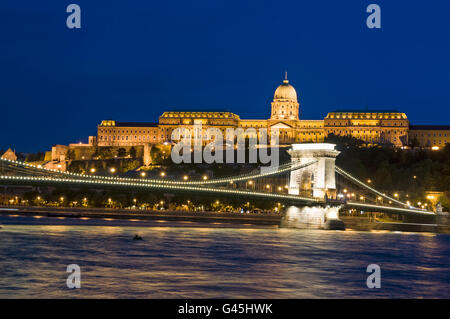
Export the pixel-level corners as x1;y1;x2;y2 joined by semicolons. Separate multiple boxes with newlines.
0;158;318;186
335;165;408;207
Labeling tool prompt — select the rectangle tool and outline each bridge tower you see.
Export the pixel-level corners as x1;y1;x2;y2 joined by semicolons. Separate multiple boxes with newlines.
288;143;340;199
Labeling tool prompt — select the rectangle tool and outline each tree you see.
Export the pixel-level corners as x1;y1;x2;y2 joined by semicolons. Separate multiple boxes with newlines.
98;147;114;159
25;152;45;162
66;149;76;160
438;194;450;211
129;146;137;158
409;136;420;149
117;148;127;158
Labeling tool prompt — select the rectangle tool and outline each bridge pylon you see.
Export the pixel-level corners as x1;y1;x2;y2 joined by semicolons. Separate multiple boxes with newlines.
287;143;340;199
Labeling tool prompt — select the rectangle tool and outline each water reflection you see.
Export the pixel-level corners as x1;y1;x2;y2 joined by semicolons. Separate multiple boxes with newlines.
0;216;449;298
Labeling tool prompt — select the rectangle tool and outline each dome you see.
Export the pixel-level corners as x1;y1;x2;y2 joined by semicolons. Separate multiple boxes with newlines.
274;78;297;101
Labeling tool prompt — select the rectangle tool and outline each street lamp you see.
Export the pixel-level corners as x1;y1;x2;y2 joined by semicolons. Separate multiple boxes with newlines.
140;172;146;177
183;175;189;180
110;168;116;173
160;172;166;177
90;168;96;173
203;175;208;180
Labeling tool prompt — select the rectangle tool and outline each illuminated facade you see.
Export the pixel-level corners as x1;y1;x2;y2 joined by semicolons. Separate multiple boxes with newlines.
324;111;409;147
94;76;450;149
409;126;450;149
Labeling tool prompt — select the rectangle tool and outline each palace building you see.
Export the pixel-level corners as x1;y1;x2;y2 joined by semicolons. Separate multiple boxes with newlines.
87;75;450;152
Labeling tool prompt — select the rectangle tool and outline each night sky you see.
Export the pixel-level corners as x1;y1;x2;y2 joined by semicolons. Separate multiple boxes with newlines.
1;0;450;152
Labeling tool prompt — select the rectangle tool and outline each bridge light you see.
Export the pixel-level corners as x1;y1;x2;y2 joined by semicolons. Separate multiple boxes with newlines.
203;175;208;180
394;193;399;198
367;179;372;184
160;172;166;177
90;168;96;173
183;175;188;180
140;172;146;177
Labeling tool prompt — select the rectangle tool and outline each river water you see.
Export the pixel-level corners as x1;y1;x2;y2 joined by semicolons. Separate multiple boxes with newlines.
0;214;449;298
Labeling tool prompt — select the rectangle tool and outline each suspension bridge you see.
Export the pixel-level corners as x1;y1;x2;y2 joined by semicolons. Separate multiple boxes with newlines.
0;143;436;221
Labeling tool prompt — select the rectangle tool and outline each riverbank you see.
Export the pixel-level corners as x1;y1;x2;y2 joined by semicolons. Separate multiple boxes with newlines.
0;205;281;227
1;206;448;233
341;216;449;234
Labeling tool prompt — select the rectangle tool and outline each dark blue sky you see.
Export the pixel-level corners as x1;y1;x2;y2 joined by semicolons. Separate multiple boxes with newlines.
1;0;450;152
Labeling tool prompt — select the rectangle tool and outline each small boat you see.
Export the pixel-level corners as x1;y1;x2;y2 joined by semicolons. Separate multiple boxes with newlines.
133;234;143;240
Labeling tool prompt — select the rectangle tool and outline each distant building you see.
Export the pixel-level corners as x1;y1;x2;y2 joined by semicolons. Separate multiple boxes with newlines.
73;75;450;151
1;148;17;161
51;145;69;161
409;126;450;149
